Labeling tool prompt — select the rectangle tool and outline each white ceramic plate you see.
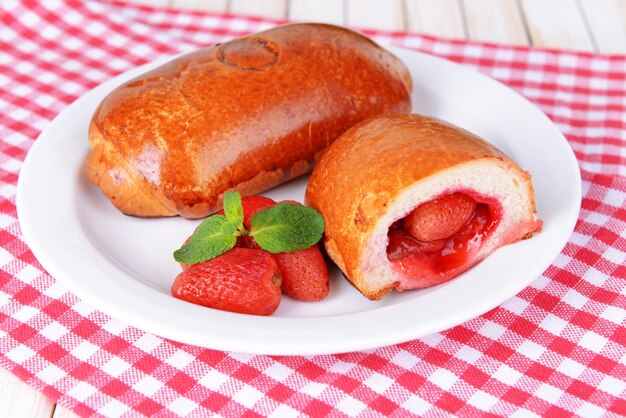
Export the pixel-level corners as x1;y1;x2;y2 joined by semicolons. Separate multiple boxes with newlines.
17;47;581;355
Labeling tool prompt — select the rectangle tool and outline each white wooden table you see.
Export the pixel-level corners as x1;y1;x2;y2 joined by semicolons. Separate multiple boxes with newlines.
2;0;626;417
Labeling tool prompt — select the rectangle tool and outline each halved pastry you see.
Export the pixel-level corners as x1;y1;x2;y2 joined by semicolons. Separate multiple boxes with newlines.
305;114;542;300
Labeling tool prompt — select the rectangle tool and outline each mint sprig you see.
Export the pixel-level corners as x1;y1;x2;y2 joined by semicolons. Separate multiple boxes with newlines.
223;190;243;228
173;215;238;264
249;203;324;253
173;192;324;264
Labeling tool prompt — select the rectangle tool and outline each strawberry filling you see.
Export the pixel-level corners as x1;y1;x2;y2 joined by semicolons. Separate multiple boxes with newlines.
386;192;501;289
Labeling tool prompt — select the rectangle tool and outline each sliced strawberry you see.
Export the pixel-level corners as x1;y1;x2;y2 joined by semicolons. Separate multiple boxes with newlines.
403;193;477;242
387;229;447;261
172;248;281;316
275;244;329;301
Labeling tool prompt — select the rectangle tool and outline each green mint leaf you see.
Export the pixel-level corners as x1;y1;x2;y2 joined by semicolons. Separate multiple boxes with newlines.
223;191;243;227
173;215;238;264
250;202;324;253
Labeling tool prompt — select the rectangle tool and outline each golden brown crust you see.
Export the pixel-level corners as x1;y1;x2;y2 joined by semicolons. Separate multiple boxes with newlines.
305;114;537;300
88;23;412;218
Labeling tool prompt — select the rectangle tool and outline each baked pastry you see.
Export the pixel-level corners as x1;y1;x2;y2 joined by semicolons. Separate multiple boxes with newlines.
305;114;542;300
87;23;412;218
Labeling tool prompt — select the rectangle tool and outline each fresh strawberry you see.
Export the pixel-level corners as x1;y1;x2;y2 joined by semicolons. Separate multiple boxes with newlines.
271;200;329;301
239;198;330;301
181;196;329;302
275;244;329;301
387;229;447;261
403;193;477;242
172;248;281;316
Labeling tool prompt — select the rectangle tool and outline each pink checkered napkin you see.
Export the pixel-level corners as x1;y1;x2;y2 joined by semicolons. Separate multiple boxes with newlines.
1;0;625;416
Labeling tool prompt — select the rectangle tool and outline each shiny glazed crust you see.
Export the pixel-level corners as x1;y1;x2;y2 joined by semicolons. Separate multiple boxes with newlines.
87;23;412;218
305;114;540;300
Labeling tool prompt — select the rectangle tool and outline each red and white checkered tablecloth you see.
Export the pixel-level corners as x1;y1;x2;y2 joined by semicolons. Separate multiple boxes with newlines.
1;0;625;416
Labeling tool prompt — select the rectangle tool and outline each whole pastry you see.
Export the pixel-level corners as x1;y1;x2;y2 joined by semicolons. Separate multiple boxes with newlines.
87;23;412;218
306;114;542;300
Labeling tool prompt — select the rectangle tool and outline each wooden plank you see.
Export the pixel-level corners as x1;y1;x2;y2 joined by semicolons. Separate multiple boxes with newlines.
346;0;405;31
289;0;345;25
229;0;288;19
0;367;55;418
405;0;465;39
520;0;595;51
462;0;529;45
579;0;626;54
171;0;229;12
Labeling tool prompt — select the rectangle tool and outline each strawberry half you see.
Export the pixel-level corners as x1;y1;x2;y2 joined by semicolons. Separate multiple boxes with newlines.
275;244;329;301
172;247;282;316
403;193;477;242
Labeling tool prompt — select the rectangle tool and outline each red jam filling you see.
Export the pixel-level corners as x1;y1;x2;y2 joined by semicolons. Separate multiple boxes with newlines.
387;192;501;282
